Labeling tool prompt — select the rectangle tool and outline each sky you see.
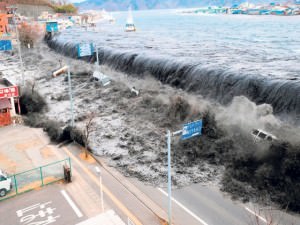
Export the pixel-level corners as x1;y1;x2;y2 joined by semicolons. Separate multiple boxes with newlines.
69;0;85;2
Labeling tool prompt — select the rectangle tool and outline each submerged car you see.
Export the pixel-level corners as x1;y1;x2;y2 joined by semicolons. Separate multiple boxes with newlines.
92;71;111;86
251;129;277;142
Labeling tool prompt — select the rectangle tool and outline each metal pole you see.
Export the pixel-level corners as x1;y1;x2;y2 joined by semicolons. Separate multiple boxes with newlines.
13;9;25;86
95;166;104;212
96;45;99;66
99;174;104;212
167;130;172;225
40;167;44;186
67;67;74;127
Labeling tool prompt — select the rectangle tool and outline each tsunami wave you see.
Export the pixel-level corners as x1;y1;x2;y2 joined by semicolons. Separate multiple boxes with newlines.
46;34;300;122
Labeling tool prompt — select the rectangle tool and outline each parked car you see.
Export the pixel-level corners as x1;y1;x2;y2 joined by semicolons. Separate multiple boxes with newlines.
0;169;12;197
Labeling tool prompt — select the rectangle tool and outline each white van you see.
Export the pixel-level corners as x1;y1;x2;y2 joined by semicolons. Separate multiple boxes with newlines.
0;170;12;197
251;129;277;142
92;71;111;87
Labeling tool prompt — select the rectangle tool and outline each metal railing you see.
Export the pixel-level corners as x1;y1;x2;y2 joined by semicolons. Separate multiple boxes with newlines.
0;158;71;201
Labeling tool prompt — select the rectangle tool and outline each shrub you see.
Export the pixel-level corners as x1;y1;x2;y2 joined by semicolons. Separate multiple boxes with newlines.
167;96;191;122
18;22;44;48
19;88;47;114
23;113;47;127
222;141;300;212
43;120;63;142
69;126;85;147
53;4;77;13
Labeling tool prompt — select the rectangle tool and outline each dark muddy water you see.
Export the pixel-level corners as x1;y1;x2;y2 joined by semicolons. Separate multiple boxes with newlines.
47;10;300;120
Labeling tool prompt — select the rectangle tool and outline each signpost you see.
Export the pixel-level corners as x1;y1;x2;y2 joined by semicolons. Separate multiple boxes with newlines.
166;120;202;225
181;120;203;140
46;22;58;33
77;43;93;58
0;40;12;51
0;86;19;99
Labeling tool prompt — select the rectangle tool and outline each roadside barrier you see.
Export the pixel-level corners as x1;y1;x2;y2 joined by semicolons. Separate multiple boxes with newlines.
0;158;71;201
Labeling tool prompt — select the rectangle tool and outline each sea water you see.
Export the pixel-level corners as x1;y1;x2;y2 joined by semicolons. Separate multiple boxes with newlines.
58;9;300;78
49;10;300;118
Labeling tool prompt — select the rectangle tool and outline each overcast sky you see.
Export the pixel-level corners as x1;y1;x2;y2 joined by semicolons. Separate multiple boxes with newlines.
69;0;85;2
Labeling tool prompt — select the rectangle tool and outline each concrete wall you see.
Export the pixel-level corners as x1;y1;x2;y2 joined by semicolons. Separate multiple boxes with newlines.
16;4;54;19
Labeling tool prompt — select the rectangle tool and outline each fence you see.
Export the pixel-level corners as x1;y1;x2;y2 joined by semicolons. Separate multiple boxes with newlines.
0;158;71;201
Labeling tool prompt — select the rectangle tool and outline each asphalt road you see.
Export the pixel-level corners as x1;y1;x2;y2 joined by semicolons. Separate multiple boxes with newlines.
130;179;300;225
0;185;86;225
63;144;162;225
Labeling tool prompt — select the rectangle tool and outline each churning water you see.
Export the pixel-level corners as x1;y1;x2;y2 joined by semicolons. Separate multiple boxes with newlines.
47;10;300;120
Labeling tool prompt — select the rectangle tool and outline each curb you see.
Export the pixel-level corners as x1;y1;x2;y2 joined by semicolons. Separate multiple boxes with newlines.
91;153;169;225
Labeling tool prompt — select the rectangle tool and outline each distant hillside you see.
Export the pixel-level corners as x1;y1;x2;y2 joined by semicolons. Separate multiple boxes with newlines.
76;0;287;11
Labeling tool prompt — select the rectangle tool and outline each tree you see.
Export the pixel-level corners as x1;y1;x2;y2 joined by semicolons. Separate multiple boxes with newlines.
52;1;78;14
82;112;97;158
18;22;44;48
247;205;295;225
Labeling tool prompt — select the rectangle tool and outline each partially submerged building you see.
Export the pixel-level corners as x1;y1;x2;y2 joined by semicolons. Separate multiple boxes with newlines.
0;78;20;127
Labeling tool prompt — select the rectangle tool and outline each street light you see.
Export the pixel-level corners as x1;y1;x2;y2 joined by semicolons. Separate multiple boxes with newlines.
95;166;104;212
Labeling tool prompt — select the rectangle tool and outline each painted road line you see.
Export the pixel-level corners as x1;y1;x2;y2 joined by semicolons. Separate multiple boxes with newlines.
61;190;83;218
245;207;267;224
63;147;143;225
158;188;209;225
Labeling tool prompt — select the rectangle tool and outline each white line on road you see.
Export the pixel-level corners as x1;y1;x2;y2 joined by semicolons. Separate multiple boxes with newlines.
158;188;209;225
61;190;83;218
245;207;267;224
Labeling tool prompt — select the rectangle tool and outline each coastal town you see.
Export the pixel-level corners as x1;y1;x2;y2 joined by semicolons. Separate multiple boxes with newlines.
0;1;300;225
182;1;300;15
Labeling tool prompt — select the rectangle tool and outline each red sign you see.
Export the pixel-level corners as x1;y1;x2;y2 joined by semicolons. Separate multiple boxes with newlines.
0;86;19;98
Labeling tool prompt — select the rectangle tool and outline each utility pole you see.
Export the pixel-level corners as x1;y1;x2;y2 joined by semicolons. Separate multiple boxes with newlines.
67;66;74;127
12;7;25;86
167;130;172;225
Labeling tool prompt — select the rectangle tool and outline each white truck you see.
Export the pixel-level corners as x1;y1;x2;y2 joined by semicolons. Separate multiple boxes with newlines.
0;170;12;197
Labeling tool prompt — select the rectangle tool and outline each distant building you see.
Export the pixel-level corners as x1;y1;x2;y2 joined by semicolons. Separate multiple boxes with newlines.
0;79;20;127
0;14;8;34
0;0;54;19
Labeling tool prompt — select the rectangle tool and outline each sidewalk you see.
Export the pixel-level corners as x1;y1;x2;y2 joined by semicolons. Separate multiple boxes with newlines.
0;125;165;224
0;125;58;174
60;143;164;225
0;125;130;225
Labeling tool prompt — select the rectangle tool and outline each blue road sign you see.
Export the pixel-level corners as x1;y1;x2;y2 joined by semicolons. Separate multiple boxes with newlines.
181;120;202;140
77;43;93;57
46;22;58;32
0;40;12;51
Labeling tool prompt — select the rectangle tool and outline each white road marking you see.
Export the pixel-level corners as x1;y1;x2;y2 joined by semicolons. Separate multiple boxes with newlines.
61;190;83;218
245;207;267;224
158;188;209;225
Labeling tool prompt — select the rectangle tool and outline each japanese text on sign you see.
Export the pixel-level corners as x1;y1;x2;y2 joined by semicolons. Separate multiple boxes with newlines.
16;201;60;225
181;120;202;140
77;43;93;57
0;40;12;51
46;22;58;32
0;86;19;99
